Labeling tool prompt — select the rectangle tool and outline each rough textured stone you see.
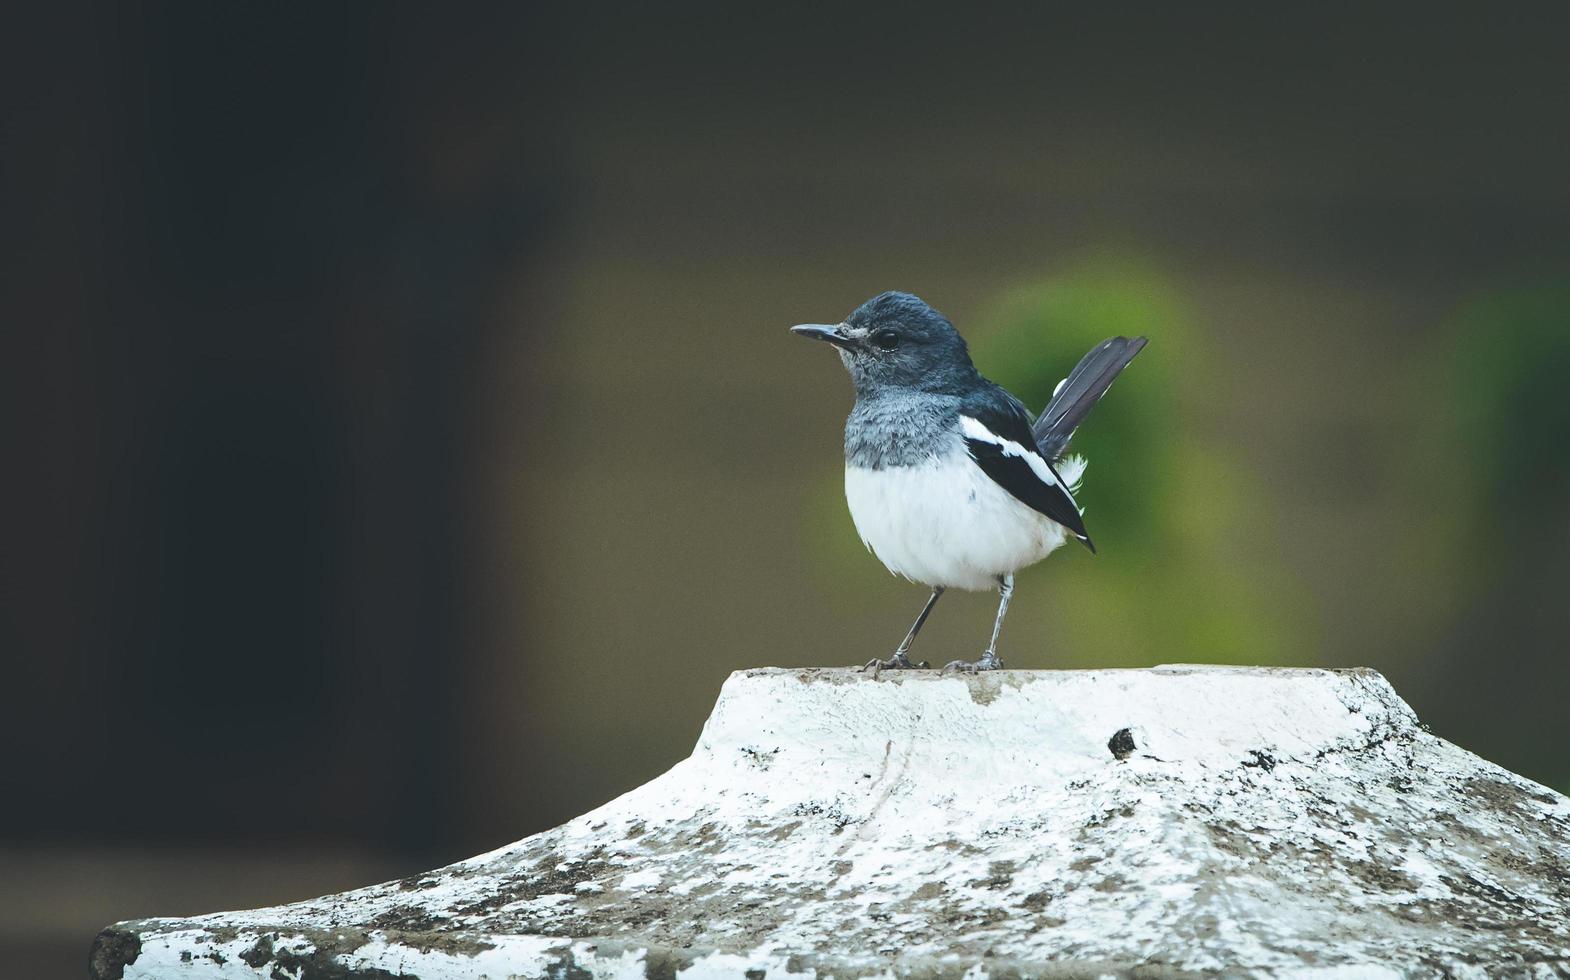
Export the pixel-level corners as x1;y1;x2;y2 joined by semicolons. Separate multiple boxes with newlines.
94;666;1570;978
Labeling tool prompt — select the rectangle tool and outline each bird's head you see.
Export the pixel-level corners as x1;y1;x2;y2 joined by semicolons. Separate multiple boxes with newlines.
791;291;977;396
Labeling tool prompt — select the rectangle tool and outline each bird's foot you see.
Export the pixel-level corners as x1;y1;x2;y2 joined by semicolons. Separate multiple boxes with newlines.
942;650;1004;674
860;651;929;676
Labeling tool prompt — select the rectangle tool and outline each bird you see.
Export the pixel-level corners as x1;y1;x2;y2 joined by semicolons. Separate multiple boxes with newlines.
792;291;1146;673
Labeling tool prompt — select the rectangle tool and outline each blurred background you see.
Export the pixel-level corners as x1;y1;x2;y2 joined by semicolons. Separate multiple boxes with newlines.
4;3;1569;975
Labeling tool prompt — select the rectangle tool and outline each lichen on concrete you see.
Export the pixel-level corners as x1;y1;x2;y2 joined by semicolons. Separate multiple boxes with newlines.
93;665;1570;978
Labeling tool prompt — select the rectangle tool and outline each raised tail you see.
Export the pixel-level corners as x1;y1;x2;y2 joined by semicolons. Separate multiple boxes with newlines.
1033;336;1148;461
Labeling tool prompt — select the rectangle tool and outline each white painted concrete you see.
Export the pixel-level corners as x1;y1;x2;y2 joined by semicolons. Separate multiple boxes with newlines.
94;666;1570;979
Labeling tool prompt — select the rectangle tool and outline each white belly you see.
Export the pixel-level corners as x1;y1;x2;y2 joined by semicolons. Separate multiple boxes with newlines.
843;454;1078;591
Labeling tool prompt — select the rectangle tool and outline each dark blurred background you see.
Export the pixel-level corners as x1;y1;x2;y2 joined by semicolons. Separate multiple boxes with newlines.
4;3;1569;976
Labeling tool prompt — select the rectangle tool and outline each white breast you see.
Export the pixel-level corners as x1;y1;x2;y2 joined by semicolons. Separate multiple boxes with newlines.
843;451;1081;591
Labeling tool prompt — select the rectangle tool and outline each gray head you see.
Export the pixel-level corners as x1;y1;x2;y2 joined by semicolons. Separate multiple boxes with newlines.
791;291;979;397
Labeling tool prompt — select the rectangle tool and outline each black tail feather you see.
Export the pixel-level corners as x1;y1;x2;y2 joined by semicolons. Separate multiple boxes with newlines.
1033;336;1148;460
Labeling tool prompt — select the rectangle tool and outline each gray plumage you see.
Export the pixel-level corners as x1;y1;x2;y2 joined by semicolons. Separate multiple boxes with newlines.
845;391;961;470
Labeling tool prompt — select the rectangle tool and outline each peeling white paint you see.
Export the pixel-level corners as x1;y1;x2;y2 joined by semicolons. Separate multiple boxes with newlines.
101;666;1570;979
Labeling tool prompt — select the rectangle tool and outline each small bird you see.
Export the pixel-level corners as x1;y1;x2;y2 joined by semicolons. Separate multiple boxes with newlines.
792;291;1146;673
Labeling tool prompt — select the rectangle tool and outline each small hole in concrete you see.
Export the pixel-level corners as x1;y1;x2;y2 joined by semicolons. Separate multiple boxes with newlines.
1108;728;1137;760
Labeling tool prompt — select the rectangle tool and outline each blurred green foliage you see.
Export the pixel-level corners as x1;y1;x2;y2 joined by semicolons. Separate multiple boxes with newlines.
972;258;1318;668
1440;285;1570;540
805;257;1320;668
1388;283;1570;625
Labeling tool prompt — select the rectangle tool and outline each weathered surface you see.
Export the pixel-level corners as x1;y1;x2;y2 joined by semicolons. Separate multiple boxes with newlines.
93;666;1570;978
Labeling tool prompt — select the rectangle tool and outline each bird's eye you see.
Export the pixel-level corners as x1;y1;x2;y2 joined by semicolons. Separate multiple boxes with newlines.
872;330;900;351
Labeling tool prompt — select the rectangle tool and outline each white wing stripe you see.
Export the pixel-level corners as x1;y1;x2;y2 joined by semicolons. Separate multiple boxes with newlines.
957;415;1061;488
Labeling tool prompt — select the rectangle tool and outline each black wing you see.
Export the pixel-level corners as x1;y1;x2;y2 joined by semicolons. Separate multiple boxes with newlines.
959;397;1095;553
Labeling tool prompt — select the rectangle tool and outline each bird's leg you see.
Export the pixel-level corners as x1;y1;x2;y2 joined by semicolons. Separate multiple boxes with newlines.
943;575;1013;673
862;587;944;674
984;574;1014;665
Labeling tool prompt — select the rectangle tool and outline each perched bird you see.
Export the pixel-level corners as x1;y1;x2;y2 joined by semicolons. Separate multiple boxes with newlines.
792;291;1146;673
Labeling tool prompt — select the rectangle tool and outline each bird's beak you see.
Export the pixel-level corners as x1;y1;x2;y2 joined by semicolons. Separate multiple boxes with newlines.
791;323;855;349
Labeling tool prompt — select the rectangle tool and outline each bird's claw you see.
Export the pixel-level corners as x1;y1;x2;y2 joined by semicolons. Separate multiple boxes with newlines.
860;652;929;676
941;652;1004;674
